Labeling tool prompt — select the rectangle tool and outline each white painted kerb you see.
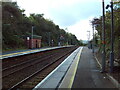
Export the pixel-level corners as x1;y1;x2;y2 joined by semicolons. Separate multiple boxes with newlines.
33;47;82;89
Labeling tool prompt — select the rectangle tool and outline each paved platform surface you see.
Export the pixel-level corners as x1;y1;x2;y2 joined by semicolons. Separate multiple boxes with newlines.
34;47;82;89
34;46;118;89
1;46;72;59
72;47;116;88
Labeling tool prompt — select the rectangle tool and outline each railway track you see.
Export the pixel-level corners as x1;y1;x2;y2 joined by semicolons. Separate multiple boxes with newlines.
2;46;78;89
3;53;58;78
2;48;67;77
2;49;58;69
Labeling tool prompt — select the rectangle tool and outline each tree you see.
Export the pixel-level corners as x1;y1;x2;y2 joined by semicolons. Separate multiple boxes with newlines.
2;1;80;51
91;2;120;64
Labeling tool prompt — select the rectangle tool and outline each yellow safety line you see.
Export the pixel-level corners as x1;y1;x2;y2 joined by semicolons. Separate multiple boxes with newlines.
58;47;83;88
0;48;47;58
68;47;83;88
0;46;69;58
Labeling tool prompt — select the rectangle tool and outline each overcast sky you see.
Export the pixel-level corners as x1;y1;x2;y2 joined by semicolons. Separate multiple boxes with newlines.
12;0;110;40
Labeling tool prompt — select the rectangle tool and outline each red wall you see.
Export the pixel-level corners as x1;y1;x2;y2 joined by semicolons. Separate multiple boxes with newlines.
25;39;41;49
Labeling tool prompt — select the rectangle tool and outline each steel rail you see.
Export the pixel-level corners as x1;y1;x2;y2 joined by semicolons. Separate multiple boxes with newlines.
2;53;59;78
8;49;74;90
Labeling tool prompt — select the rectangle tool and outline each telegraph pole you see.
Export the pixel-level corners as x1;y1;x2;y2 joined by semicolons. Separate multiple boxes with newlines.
101;0;106;72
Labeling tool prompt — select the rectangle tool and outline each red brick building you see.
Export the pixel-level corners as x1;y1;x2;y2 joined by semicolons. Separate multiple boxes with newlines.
25;35;42;49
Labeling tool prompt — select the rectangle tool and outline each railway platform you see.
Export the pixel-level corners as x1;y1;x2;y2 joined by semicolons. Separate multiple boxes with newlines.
0;46;72;59
34;47;118;89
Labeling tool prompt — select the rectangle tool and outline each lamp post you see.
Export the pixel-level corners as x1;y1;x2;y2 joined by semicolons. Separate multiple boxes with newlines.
48;32;51;47
87;31;90;48
31;25;34;49
87;31;90;41
92;24;94;53
91;19;100;53
101;0;106;73
110;1;114;73
106;0;114;73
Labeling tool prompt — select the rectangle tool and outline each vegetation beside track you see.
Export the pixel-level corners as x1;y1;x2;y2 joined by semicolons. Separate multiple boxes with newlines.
2;1;83;51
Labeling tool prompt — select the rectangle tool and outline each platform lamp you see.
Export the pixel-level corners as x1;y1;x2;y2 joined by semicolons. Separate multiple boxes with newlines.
91;22;95;53
31;25;34;49
87;31;90;42
91;18;99;53
87;31;90;48
106;0;114;73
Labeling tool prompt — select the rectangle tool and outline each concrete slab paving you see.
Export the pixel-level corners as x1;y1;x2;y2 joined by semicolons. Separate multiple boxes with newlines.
34;46;118;89
33;47;82;89
72;47;117;88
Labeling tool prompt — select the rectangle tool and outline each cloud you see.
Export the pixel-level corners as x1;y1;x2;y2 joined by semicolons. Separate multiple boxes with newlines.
14;0;109;40
68;16;94;40
14;0;51;16
48;0;102;27
15;0;102;27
